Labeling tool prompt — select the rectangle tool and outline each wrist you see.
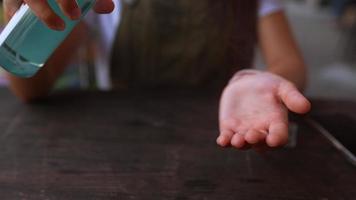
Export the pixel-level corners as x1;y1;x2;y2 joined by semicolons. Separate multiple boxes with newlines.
228;69;262;84
267;65;307;91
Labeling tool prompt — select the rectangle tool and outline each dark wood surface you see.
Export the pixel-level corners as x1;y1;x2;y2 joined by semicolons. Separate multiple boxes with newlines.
0;89;355;200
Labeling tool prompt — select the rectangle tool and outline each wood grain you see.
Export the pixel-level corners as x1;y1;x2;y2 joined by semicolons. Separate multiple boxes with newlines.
0;89;355;200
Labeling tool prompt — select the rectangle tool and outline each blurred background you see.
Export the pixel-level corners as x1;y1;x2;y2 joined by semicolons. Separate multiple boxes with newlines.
256;0;356;100
285;0;356;100
0;0;356;99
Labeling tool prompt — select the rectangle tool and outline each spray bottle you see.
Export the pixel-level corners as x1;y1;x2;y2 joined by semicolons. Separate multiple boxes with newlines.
0;0;96;77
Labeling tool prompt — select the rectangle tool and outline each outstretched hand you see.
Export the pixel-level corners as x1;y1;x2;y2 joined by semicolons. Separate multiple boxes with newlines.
217;70;311;151
3;0;114;30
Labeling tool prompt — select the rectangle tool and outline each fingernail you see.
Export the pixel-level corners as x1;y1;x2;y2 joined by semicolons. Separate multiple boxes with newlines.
53;20;65;31
217;136;227;146
216;136;222;145
71;8;81;20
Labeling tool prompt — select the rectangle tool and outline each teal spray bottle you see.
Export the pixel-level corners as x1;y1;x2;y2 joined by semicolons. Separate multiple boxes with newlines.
0;0;96;77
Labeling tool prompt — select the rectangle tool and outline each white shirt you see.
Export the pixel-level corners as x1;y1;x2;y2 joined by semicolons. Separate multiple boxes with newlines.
85;0;284;90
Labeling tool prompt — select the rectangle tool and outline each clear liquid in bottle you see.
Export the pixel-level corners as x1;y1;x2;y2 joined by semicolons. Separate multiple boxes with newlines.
0;0;95;77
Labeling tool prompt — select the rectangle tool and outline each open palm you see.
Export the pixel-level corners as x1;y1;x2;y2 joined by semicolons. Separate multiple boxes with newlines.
217;70;311;151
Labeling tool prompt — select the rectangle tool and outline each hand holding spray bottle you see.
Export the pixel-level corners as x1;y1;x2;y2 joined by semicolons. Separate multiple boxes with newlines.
0;0;98;77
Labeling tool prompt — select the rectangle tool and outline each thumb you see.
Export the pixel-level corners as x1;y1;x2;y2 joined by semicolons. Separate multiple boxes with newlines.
93;0;115;14
278;82;311;114
3;0;23;21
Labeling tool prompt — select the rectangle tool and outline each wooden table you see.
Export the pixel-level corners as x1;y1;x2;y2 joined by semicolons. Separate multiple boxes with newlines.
0;89;355;200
